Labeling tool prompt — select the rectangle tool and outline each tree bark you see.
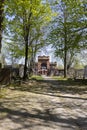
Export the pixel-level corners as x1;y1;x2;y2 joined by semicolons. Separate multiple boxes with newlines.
64;45;67;78
63;6;67;78
23;11;32;80
0;0;4;53
23;37;28;80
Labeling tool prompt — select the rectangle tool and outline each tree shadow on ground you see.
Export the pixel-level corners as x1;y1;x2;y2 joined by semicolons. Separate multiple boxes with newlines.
0;79;87;129
0;105;87;130
12;79;87;97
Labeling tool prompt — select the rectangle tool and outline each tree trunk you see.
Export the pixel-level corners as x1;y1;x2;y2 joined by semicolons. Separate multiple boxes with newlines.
64;47;67;78
23;11;32;80
0;0;4;53
23;38;28;80
63;7;67;78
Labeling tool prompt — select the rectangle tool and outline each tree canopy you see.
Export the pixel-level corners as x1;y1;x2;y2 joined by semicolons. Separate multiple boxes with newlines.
47;0;87;77
4;0;54;79
0;0;87;78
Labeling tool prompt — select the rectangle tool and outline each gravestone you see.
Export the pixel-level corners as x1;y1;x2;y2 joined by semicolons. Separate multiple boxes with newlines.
11;68;19;79
74;69;84;79
19;65;24;78
68;68;75;78
83;65;87;79
0;68;11;84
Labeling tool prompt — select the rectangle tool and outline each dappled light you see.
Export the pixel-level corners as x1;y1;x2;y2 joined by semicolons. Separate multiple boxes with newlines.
0;0;87;129
12;79;87;95
0;77;87;129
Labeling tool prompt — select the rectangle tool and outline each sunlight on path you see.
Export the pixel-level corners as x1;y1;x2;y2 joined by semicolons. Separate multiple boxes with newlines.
0;81;87;130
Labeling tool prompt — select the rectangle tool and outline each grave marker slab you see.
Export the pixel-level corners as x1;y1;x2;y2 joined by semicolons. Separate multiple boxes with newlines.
84;65;87;79
19;65;24;78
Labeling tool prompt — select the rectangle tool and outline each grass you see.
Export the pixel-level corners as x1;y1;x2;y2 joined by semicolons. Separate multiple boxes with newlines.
29;75;43;80
0;88;7;98
52;76;68;80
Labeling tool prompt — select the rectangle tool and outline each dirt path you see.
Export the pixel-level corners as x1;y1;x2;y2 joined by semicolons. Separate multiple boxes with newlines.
0;79;87;130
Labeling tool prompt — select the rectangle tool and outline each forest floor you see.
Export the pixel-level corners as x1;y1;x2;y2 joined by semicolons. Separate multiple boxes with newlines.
0;77;87;130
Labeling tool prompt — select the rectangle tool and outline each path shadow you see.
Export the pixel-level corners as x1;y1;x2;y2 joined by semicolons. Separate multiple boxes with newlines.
0;106;87;130
0;79;87;129
12;79;87;96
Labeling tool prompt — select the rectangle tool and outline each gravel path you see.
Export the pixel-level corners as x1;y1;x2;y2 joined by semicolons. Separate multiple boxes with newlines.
0;78;87;130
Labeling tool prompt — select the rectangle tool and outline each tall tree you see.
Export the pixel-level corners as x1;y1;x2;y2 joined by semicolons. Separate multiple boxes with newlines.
47;0;87;77
5;0;53;79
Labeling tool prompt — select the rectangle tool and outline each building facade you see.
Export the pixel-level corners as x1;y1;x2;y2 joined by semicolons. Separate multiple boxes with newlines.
35;56;57;75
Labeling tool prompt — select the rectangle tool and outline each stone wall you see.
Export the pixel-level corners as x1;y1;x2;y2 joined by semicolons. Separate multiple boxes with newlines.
0;67;19;84
0;68;11;84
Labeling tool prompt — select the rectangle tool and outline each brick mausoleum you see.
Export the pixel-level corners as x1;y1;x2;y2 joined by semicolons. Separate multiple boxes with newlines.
35;56;57;75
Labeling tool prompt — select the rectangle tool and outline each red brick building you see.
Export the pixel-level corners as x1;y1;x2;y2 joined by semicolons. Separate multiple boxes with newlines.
35;56;57;75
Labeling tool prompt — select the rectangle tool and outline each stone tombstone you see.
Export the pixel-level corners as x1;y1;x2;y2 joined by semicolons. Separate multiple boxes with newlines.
68;68;75;78
84;65;87;79
19;64;24;78
75;69;84;79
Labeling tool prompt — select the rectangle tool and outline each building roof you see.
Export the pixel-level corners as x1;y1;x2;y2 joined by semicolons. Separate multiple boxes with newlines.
38;56;49;60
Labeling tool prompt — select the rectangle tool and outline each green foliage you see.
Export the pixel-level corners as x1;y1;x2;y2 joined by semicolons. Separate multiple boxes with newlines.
4;0;53;60
73;58;84;69
47;0;87;70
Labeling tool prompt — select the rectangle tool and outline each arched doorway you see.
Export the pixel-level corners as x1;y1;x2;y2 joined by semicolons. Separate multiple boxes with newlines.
38;56;50;75
41;63;47;69
41;63;47;75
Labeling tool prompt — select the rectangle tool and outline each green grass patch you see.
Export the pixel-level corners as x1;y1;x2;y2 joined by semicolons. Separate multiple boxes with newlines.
0;88;7;98
30;75;43;80
52;76;68;80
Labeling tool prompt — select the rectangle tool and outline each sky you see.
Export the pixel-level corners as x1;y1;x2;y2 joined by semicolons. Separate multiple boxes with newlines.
1;0;87;67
